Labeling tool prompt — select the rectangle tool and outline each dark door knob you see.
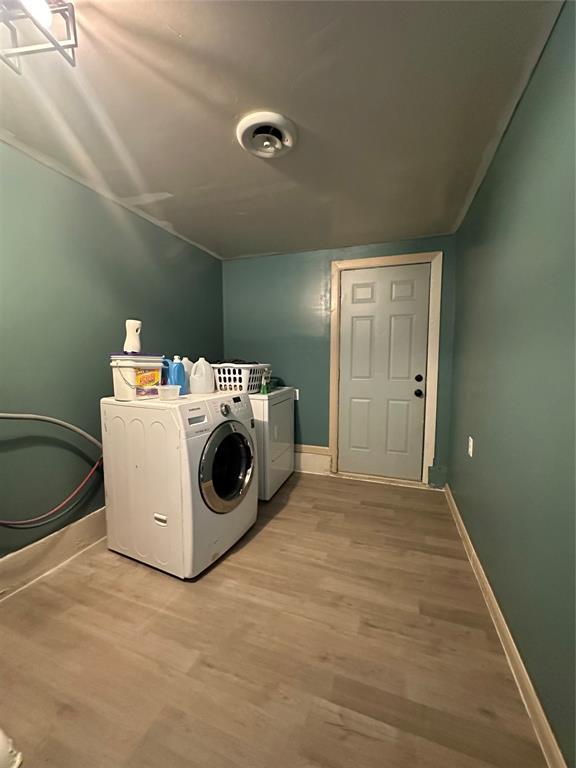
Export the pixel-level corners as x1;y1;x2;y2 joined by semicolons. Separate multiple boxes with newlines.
415;374;423;382
414;389;424;398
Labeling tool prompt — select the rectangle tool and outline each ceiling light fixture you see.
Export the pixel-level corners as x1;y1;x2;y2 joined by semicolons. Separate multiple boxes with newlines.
0;0;78;74
236;111;298;159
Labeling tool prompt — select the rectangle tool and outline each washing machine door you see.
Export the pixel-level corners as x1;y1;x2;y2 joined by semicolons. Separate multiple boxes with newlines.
199;420;255;514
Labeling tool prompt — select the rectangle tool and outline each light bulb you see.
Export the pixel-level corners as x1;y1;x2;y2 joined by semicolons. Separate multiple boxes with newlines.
253;133;283;156
21;0;52;29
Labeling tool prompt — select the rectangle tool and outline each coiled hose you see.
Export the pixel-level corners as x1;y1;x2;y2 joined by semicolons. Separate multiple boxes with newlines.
0;413;103;527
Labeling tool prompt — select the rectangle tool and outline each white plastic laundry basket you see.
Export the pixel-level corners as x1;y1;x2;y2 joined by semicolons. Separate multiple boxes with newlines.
212;364;271;393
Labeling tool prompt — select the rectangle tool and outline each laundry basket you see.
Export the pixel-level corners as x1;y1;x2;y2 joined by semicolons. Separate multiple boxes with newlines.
212;363;271;393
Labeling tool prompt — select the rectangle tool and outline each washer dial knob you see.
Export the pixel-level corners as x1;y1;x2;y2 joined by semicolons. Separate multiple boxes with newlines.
220;403;231;417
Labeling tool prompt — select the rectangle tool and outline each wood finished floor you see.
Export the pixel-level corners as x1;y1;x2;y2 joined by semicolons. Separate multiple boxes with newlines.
0;474;545;768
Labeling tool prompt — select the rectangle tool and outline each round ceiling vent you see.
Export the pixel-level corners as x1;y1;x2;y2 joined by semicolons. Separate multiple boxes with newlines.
236;111;298;159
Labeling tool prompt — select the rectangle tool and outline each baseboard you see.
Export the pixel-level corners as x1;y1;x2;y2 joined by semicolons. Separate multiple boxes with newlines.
0;507;106;602
295;445;332;475
335;470;442;491
295;444;331;456
444;485;567;768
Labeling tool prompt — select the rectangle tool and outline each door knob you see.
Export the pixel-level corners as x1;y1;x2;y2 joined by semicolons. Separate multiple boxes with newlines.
414;389;424;398
415;374;423;382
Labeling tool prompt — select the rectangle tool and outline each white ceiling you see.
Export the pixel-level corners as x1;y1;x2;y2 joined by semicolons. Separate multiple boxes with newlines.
0;1;561;258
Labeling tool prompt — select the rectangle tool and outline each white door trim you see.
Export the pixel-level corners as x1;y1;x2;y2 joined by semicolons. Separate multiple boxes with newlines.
329;251;443;484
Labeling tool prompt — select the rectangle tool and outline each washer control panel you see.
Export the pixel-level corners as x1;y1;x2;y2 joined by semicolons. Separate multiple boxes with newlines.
181;394;253;437
181;402;211;437
210;394;252;423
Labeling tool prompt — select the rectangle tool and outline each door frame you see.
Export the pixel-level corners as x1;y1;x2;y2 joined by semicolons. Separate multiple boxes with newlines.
329;250;443;484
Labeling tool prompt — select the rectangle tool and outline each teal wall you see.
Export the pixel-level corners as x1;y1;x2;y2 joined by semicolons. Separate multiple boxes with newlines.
0;143;223;557
2;11;573;759
223;235;455;478
449;5;575;764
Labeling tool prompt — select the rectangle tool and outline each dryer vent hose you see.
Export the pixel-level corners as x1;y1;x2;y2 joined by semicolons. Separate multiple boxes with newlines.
0;412;103;527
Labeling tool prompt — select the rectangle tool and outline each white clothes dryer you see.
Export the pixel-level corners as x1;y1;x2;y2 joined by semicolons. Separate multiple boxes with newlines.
100;392;258;578
249;387;295;500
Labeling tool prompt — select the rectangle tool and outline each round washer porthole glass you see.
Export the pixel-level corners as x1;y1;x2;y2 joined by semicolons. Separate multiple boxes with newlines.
200;422;254;514
211;433;248;500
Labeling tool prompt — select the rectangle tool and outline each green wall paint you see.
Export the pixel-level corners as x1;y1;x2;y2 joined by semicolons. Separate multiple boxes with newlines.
449;5;575;764
223;235;455;477
0;143;223;557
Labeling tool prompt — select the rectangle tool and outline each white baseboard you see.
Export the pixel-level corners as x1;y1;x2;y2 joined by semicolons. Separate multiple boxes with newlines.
0;507;106;602
295;444;332;475
295;444;332;456
294;445;443;490
335;470;443;491
445;485;567;768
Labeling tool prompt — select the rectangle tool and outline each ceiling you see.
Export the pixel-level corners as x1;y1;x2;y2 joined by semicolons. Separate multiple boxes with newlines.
0;1;561;259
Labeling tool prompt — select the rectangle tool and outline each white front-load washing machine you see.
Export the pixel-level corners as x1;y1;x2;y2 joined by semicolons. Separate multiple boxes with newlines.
100;392;258;578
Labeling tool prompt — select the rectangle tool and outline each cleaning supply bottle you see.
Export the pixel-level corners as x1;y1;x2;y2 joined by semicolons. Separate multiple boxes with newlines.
172;356;187;395
189;357;215;394
182;356;193;385
163;356;187;394
259;372;269;395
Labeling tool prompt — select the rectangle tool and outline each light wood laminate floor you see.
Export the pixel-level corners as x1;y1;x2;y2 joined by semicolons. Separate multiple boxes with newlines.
0;474;545;767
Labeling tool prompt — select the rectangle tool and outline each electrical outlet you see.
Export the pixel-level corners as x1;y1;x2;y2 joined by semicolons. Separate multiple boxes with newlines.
468;436;474;458
294;388;300;401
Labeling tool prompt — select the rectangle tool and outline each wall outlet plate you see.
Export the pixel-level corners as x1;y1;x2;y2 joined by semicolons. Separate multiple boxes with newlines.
468;436;474;458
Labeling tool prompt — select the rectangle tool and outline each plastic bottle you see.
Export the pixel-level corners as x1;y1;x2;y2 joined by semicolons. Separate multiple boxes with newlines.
182;356;193;382
171;356;187;395
190;357;215;394
259;372;269;395
181;356;192;395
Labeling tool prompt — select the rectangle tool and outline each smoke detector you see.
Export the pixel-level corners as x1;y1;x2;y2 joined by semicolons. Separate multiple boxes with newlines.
236;111;298;159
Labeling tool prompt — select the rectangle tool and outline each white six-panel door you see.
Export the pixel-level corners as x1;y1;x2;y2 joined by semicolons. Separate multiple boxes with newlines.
338;263;431;480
